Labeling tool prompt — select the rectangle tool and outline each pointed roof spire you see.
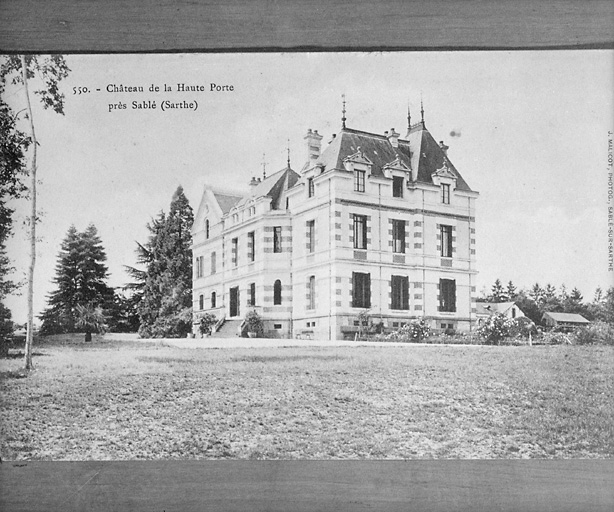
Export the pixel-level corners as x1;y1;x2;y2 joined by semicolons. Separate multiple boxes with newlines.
407;101;412;131
341;93;347;129
287;139;291;168
420;94;425;127
262;152;267;180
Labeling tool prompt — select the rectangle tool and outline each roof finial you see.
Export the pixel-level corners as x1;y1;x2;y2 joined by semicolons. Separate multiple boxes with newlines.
262;152;267;180
420;94;425;127
407;101;412;131
287;139;291;168
341;93;347;129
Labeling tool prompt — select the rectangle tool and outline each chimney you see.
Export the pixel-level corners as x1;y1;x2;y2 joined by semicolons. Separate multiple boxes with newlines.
304;128;323;166
387;128;399;148
439;141;449;155
249;176;259;188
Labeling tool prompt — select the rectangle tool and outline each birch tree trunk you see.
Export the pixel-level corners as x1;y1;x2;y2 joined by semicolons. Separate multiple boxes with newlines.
21;55;36;371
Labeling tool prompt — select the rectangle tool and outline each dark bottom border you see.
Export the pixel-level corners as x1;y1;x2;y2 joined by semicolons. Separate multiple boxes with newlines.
1;460;613;512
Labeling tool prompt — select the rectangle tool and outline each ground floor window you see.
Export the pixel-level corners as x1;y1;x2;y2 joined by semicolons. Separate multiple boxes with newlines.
439;278;456;312
211;291;216;308
199;294;204;310
391;275;409;310
274;279;282;305
352;272;371;308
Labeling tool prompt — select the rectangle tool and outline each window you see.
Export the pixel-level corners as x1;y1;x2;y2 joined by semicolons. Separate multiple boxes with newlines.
195;256;204;278
512;308;516;319
440;225;452;257
211;251;216;274
231;238;238;267
249;282;256;306
391;276;409;310
248;231;255;262
205;219;210;239
199;294;204;310
439;278;456;312
392;219;406;253
274;324;282;329
352;272;371;308
274;279;282;305
441;183;451;204
308;177;315;197
273;226;282;253
307;276;316;310
354;170;365;192
353;214;367;249
307;220;315;253
211;291;216;308
393;176;404;198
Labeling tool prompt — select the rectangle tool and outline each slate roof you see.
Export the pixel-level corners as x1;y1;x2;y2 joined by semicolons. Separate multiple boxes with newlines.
212;191;243;214
316;124;473;192
543;312;590;324
235;166;300;210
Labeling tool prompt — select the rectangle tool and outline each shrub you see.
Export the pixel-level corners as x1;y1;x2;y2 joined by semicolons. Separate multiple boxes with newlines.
476;313;509;345
198;313;217;336
572;322;614;345
244;310;264;338
506;316;537;339
539;330;572;345
387;318;431;342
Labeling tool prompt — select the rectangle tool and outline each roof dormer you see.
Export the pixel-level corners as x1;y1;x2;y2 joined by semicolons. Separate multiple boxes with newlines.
343;147;373;174
382;154;411;179
431;159;457;186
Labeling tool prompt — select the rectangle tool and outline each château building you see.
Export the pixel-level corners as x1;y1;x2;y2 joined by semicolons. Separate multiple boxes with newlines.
191;106;478;339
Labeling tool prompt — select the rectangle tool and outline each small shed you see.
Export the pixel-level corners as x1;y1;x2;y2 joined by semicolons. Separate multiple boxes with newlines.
542;312;590;331
476;302;526;323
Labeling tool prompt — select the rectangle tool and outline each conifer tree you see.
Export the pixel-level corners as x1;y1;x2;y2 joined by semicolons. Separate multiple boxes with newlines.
129;186;194;338
39;224;113;334
506;281;518;300
490;279;506;302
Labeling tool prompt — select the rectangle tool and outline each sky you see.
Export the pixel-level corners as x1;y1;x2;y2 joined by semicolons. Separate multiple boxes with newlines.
3;51;613;323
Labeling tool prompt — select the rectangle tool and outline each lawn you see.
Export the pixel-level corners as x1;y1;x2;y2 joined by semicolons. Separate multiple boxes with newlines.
1;337;613;460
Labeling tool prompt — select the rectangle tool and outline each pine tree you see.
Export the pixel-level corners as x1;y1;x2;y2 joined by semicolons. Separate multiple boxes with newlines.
490;279;506;302
39;224;113;334
506;281;518;300
129;186;194;338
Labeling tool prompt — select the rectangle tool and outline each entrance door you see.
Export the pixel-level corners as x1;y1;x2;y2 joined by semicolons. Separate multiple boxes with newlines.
229;286;240;317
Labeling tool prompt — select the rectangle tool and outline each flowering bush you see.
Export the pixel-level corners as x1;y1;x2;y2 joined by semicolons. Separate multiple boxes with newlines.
476;313;510;345
198;313;217;336
571;322;614;345
387;318;431;342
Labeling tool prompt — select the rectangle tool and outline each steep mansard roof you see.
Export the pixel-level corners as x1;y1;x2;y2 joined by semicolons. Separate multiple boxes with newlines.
315;124;473;192
214;167;300;213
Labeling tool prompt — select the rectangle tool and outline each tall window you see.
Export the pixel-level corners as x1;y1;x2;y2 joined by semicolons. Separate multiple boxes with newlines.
249;282;256;306
273;279;282;305
248;231;255;262
352;272;371;308
393;176;404;198
210;251;216;274
307;220;315;253
392;219;406;253
273;226;282;253
391;275;409;310
439;278;456;312
205;219;210;239
199;294;204;310
440;225;453;257
308;177;315;197
307;276;316;310
353;214;367;249
354;170;365;192
441;183;451;204
211;291;216;308
195;256;204;278
231;238;238;267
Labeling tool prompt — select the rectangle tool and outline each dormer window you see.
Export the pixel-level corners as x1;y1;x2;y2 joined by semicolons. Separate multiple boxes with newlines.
354;170;365;192
441;183;450;204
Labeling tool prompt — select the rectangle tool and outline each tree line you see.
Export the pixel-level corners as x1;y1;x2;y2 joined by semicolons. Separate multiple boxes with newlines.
479;278;614;326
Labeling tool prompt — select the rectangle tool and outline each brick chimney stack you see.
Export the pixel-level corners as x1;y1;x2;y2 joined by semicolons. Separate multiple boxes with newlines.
304;128;323;166
439;141;449;155
387;128;400;148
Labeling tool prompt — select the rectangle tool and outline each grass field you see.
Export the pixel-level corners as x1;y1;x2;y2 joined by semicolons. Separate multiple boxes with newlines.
1;337;613;460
